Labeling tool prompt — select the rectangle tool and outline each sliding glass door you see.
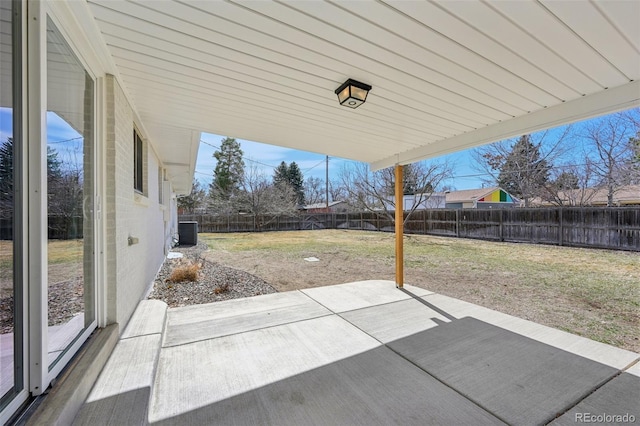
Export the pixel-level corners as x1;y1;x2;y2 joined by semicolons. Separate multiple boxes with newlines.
1;3;99;420
45;16;96;370
0;1;24;408
0;0;23;412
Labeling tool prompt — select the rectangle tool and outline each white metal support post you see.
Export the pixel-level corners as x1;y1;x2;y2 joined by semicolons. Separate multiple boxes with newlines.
26;0;48;396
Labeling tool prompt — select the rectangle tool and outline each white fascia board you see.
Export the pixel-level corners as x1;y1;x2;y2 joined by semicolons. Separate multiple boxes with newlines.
47;0;116;77
164;130;200;196
186;130;201;194
370;80;640;171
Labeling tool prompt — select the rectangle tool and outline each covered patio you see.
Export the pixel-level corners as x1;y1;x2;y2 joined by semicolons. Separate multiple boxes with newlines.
70;280;639;425
3;0;639;423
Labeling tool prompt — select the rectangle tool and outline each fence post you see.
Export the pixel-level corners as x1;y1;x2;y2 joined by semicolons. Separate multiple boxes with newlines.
455;209;460;238
423;210;427;234
558;208;563;246
499;209;504;242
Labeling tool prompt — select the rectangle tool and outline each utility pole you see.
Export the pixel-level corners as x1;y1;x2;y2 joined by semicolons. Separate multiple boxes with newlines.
325;155;329;212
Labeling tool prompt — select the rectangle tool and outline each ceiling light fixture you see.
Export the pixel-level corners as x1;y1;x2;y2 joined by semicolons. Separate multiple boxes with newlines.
334;79;371;109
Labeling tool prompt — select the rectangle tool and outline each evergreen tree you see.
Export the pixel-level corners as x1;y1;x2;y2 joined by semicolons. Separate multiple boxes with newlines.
287;161;305;205
47;146;63;180
210;137;244;199
272;161;305;206
0;138;63;215
0;138;14;219
273;161;289;187
493;135;550;206
553;171;579;190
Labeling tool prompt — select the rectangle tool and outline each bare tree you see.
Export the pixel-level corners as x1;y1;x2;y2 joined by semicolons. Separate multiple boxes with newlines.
339;160;451;224
236;164;298;216
303;176;325;205
583;112;637;206
178;179;206;213
542;164;597;206
472;127;573;207
328;179;347;203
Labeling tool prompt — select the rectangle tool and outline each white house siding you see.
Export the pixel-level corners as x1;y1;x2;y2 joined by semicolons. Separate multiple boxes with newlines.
105;75;170;331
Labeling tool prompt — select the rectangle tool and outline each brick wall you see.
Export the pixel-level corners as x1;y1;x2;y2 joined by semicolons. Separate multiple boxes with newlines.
104;75;169;330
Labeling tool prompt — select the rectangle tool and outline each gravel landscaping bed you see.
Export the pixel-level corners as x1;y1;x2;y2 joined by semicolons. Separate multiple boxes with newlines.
148;243;277;308
0;278;83;334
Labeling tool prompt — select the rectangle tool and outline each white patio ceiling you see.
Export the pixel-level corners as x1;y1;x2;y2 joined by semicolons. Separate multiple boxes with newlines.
84;0;640;194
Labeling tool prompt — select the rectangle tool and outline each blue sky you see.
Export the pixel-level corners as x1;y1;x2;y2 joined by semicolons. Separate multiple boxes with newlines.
2;107;636;192
194;109;639;191
195;132;484;190
1;108;84;166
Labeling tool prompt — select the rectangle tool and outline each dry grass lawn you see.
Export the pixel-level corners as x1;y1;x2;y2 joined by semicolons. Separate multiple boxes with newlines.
1;239;83;298
200;230;640;353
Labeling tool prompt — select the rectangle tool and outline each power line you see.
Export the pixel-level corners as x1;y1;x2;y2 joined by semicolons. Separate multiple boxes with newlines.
198;139;611;184
301;159;326;173
48;136;83;144
200;139;280;170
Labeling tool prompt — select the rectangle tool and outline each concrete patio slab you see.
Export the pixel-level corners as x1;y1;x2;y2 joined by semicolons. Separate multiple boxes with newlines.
121;300;167;339
150;315;380;422
73;334;162;425
626;360;640;377
151;345;505;426
551;372;640;425
340;298;452;343
387;317;619;426
301;280;431;313
163;291;331;347
75;280;640;425
0;333;13;396
418;293;640;369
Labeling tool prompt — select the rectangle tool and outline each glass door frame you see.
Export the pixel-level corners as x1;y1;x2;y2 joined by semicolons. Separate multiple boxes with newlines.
27;0;100;397
1;2;105;421
0;0;29;420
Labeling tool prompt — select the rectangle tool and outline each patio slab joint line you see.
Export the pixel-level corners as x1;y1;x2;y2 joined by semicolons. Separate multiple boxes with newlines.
547;367;635;426
622;357;640;372
299;287;429;316
162;312;336;348
301;285;505;422
296;289;339;315
326;303;508;424
381;336;510;424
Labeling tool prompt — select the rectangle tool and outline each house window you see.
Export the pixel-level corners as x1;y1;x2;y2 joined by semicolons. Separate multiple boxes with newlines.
133;129;144;193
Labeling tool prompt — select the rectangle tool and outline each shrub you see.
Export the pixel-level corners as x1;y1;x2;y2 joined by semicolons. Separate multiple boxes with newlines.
167;262;200;283
214;283;230;294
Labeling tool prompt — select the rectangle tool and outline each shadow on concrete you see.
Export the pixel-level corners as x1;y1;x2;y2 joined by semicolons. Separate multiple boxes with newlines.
550;372;640;425
146;317;637;426
387;317;625;426
397;287;457;321
73;388;150;425
150;346;505;426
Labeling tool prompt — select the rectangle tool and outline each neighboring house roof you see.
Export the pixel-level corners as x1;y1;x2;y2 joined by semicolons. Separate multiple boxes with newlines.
533;185;640;206
303;201;345;210
445;187;518;204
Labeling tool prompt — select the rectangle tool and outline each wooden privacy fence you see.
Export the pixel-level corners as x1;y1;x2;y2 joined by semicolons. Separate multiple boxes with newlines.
180;207;640;251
